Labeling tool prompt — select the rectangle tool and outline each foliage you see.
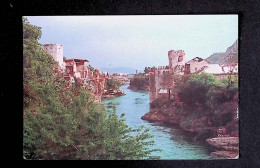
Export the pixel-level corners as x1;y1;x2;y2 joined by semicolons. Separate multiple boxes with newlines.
175;72;238;132
177;73;219;106
105;78;121;90
144;67;152;74
130;73;149;90
23;17;160;160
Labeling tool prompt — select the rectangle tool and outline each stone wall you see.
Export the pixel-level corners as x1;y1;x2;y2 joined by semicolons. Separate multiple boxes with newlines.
43;44;64;69
168;50;186;75
185;57;210;74
149;50;185;103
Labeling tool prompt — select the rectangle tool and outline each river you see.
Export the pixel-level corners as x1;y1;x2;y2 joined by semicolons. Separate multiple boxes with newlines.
102;85;212;159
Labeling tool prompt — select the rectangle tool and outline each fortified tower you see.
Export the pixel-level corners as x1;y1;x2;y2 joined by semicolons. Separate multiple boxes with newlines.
43;44;64;68
168;50;186;75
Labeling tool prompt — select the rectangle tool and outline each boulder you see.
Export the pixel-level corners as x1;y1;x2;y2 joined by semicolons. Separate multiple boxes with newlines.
211;150;238;159
141;110;167;122
206;137;239;159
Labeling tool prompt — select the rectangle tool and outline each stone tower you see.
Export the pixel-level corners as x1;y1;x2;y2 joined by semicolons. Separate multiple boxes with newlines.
168;50;186;75
43;44;64;68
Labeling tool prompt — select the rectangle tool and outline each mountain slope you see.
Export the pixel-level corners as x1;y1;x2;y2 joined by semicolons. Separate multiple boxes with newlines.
206;40;238;66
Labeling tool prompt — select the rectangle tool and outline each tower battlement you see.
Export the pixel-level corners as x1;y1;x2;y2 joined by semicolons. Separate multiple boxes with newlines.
168;50;186;75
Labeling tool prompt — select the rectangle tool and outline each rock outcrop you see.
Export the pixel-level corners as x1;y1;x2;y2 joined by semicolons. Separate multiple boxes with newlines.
141;99;239;159
206;40;238;66
206;137;239;159
141;103;179;125
141;109;167;122
102;89;126;99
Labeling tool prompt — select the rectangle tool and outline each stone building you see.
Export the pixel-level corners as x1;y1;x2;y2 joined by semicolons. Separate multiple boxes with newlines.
43;44;65;70
149;50;185;103
168;50;186;75
43;43;108;103
148;49;239;103
184;57;210;75
222;63;238;74
111;73;129;84
200;64;224;74
63;59;106;103
64;59;89;79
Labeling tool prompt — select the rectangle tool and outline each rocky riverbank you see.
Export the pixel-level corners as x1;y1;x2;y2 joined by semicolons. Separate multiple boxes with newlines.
102;89;126;99
127;85;149;92
206;137;239;158
141;100;239;159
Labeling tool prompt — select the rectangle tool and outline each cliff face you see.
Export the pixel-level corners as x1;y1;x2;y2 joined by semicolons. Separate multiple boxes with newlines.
206;137;239;158
141;103;179;125
141;99;238;159
206;40;238;66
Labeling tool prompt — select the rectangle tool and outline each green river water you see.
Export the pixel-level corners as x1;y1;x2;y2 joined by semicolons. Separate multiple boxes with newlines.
102;85;212;159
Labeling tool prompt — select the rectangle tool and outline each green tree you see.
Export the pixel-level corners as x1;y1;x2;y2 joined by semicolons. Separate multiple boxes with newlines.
177;73;219;106
105;78;121;90
176;72;238;129
23;17;161;160
129;74;149;90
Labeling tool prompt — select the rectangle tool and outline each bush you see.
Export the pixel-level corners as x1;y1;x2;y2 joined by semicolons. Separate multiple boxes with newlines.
105;78;121;90
175;72;238;129
23;17;161;160
130;74;149;90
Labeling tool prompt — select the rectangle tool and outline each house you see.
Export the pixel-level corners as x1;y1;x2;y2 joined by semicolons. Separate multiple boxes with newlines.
222;63;238;73
184;57;210;75
199;64;224;74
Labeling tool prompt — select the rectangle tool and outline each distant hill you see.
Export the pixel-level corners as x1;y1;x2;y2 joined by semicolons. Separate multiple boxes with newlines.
206;40;238;66
100;67;140;74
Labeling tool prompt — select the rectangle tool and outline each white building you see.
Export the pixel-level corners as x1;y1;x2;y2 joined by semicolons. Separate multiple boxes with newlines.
43;44;65;70
200;64;224;74
222;63;238;73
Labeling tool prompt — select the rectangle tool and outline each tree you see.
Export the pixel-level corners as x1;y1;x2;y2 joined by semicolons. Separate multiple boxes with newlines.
23;17;161;160
105;78;121;90
177;73;219;106
88;65;95;72
129;74;149;90
144;67;151;74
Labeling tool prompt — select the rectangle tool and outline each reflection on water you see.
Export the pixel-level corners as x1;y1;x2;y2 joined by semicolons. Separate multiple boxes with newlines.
102;85;211;159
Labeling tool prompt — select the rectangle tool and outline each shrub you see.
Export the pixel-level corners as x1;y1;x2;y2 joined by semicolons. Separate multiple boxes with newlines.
105;78;121;90
129;74;149;90
23;17;161;160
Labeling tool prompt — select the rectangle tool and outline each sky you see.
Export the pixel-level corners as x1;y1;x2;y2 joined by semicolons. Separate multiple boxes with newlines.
26;15;238;71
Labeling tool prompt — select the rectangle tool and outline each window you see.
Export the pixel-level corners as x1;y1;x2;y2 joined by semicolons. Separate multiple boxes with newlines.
178;55;183;62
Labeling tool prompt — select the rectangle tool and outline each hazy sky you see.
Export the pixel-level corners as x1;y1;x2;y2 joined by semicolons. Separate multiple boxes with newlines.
26;15;238;70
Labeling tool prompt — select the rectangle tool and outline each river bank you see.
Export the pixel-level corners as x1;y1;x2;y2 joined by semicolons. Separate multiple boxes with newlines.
141;100;239;159
102;88;126;99
102;85;212;159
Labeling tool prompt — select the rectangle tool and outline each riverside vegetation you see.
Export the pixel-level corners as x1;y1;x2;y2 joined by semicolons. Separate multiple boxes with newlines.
128;73;149;91
23;18;161;160
142;73;238;158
